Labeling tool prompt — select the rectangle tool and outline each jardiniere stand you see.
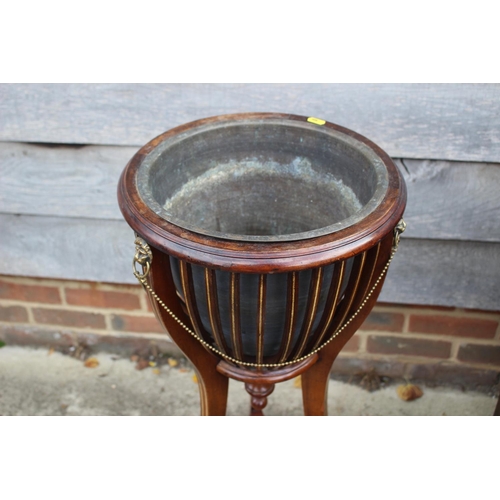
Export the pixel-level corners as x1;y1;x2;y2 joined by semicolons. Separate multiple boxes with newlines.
118;113;406;416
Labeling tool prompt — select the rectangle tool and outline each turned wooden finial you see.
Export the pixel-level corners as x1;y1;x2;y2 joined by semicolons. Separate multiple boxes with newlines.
245;383;275;416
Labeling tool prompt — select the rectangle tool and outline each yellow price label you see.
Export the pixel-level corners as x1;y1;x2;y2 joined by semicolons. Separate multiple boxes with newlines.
307;117;326;125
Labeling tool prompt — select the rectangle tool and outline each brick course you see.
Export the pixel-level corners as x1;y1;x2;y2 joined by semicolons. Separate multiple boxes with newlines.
33;308;106;330
0;279;60;304
360;311;404;332
409;315;497;339
367;335;452;359
0;304;28;323
110;314;164;334
457;344;500;367
1;274;499;390
65;289;141;310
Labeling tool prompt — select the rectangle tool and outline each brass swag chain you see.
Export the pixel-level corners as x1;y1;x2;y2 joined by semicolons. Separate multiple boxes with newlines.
133;219;406;369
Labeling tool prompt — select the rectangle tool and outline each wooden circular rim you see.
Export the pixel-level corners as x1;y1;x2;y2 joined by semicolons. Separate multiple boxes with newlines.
118;112;407;272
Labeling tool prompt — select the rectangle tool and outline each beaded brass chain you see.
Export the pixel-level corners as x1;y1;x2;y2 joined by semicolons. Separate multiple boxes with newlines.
134;220;406;369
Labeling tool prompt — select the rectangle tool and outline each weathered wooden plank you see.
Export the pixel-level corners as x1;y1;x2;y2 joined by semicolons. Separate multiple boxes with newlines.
2;142;499;243
1;214;499;310
1;83;500;162
396;159;500;242
0;215;135;284
380;238;500;311
0;142;137;220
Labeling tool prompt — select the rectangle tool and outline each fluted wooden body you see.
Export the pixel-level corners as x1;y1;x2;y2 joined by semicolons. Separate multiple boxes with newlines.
166;236;388;365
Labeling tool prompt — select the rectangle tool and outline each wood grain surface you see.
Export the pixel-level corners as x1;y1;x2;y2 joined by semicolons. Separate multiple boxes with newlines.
2;142;498;242
1;83;500;161
0;214;135;283
396;159;500;242
1;214;499;310
0;142;137;220
384;238;500;311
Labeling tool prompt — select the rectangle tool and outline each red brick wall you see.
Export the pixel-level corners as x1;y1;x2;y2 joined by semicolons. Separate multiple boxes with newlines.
1;275;499;390
345;303;500;390
0;275;170;356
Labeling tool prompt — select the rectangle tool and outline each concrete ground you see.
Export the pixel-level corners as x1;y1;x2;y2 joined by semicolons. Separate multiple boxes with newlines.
0;346;497;416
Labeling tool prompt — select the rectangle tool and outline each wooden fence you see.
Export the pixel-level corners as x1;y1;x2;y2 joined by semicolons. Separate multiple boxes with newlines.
1;84;499;310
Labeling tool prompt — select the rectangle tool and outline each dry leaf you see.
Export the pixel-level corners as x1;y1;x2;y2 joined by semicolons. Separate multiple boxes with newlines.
149;361;157;367
397;383;423;401
152;368;160;375
130;355;139;362
84;357;99;368
179;368;189;373
192;374;198;384
48;347;55;356
293;376;302;389
167;358;178;367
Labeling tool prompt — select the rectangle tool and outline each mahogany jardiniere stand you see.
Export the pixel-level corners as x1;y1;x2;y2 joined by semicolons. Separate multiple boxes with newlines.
117;113;407;416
